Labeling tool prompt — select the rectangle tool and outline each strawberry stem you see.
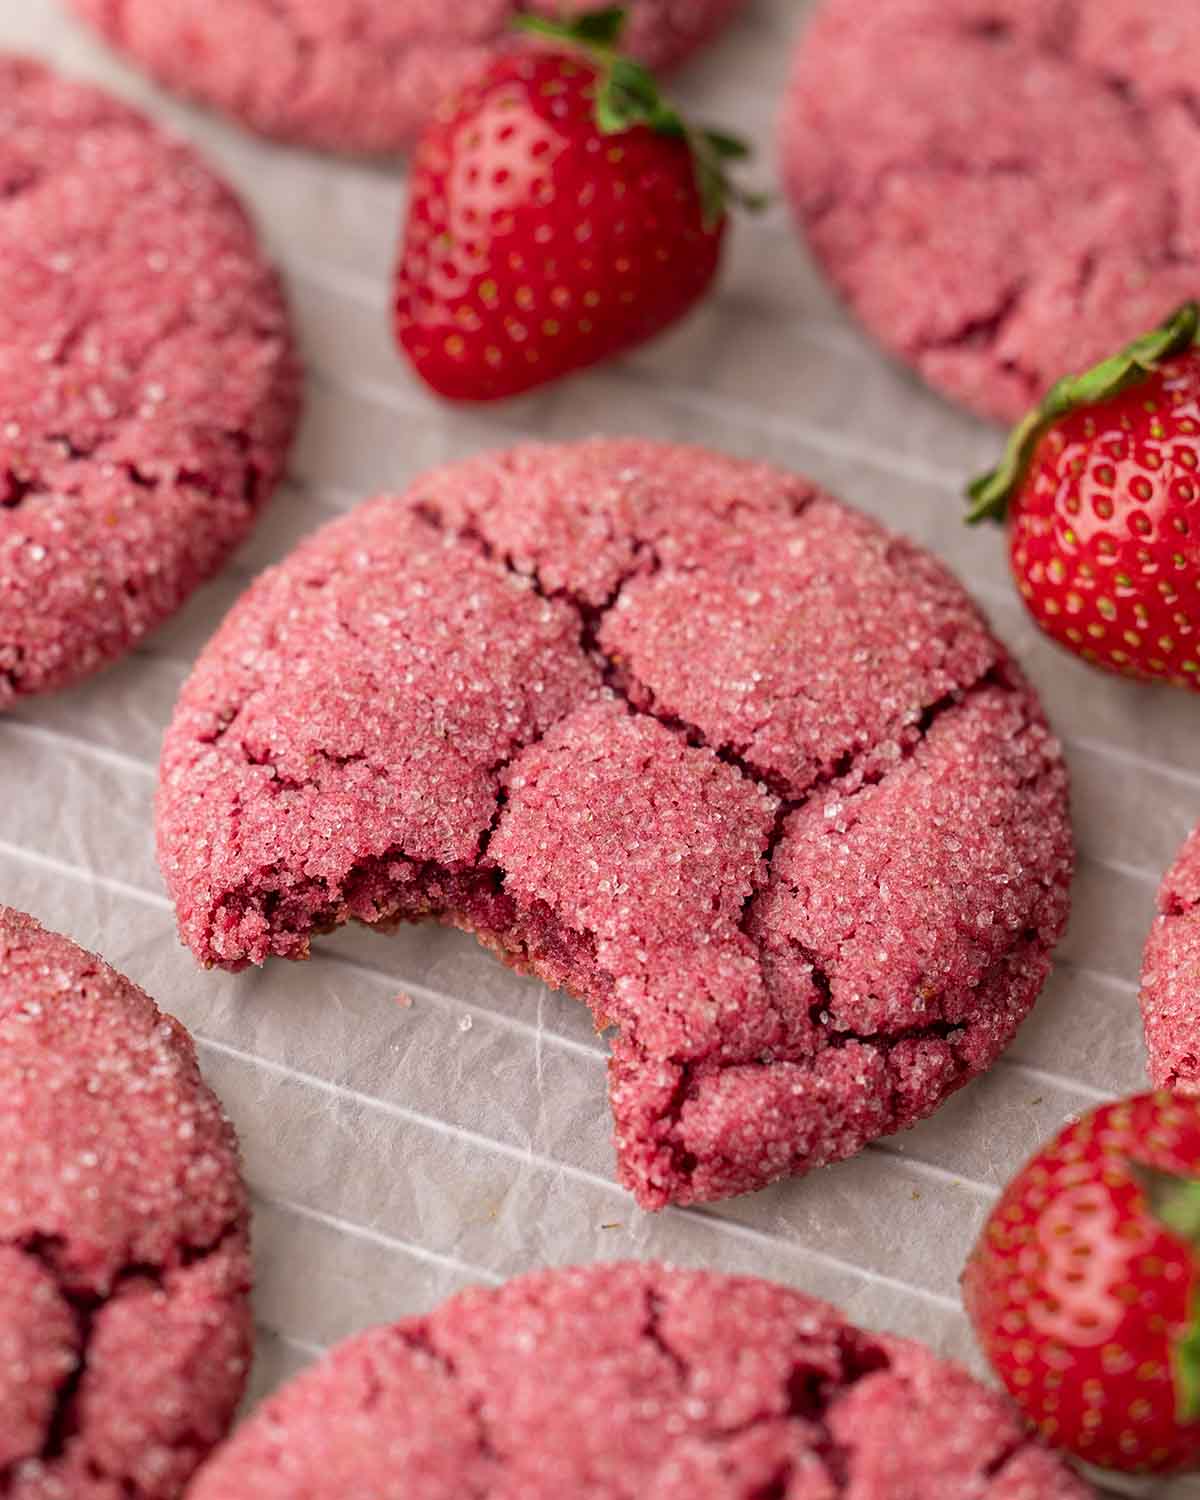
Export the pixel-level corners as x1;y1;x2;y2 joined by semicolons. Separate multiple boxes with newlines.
965;301;1200;525
513;7;762;228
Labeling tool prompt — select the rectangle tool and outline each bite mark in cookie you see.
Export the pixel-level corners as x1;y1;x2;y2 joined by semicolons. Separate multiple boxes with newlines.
157;440;1073;1209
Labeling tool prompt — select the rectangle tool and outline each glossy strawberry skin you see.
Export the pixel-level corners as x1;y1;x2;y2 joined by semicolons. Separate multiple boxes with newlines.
963;1092;1200;1475
394;49;725;402
1009;352;1200;686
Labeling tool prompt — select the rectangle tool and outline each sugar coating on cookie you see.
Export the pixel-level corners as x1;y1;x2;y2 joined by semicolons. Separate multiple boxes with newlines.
66;0;747;155
1141;828;1200;1093
157;439;1073;1209
0;907;252;1499
781;0;1200;423
0;55;298;708
188;1262;1091;1499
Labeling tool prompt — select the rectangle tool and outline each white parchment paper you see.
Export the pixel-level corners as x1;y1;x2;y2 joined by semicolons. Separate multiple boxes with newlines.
1;2;1196;1494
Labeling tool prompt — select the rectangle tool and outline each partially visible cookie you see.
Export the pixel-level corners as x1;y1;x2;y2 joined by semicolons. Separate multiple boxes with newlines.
0;55;299;708
188;1262;1092;1499
781;0;1200;423
66;0;747;156
0;907;252;1499
1141;828;1200;1092
157;439;1073;1210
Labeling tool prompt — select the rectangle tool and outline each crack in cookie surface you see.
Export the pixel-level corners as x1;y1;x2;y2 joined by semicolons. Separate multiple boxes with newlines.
66;0;745;154
157;440;1073;1208
782;0;1200;421
185;1264;1091;1499
0;56;298;707
0;908;252;1499
1;1226;246;1495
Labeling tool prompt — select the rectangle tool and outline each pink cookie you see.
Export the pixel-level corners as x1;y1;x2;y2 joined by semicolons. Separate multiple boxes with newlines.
188;1262;1091;1500
0;907;252;1499
780;0;1200;423
1141;827;1200;1093
67;0;748;156
156;440;1073;1209
0;56;298;708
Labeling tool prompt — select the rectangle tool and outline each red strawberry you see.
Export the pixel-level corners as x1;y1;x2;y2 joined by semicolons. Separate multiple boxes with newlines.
394;6;754;401
963;1091;1200;1475
968;302;1200;688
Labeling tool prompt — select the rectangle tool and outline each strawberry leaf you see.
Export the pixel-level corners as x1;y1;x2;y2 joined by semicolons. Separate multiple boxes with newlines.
1130;1160;1200;1246
516;6;627;48
1174;1292;1200;1426
562;6;627;45
598;57;679;135
513;6;761;229
704;130;752;161
966;301;1200;525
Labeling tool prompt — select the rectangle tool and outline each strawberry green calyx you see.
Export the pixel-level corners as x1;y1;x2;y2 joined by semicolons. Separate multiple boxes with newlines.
529;5;628;46
1176;1299;1200;1428
966;301;1200;525
514;8;761;228
1130;1160;1200;1423
1134;1161;1200;1244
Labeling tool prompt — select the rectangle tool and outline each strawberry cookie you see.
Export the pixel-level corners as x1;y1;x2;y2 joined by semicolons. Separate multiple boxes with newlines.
0;907;252;1499
0;56;298;708
1142;829;1200;1093
189;1262;1091;1499
156;440;1073;1210
66;0;746;155
782;0;1200;423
